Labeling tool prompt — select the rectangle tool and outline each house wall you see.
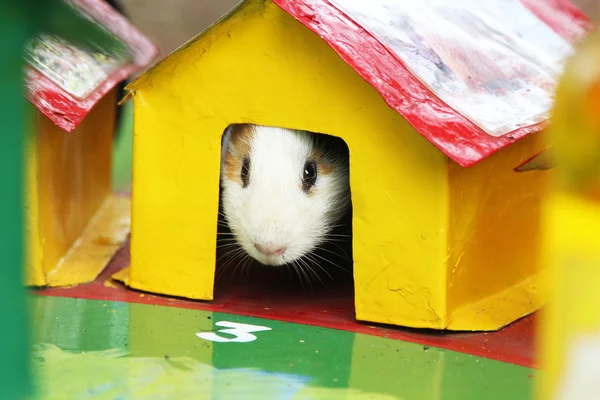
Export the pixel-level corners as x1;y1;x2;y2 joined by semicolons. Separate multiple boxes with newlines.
446;131;549;329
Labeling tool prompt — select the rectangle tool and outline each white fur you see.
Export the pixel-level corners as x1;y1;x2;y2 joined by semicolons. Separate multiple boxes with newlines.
220;125;348;266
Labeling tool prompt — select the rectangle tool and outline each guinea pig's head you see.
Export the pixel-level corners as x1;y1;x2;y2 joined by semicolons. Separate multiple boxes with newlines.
220;123;350;266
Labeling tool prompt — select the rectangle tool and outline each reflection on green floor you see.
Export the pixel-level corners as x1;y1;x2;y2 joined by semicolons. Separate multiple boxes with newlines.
30;296;534;399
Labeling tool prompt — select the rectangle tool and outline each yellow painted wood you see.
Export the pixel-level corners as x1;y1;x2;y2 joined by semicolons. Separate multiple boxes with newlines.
111;267;130;286
24;89;129;288
447;132;548;330
126;0;549;330
44;195;131;287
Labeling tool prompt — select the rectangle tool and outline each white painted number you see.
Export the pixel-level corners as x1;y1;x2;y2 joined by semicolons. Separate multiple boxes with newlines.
196;321;272;343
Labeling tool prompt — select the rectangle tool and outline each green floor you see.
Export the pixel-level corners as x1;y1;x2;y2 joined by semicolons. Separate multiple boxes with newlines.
31;296;534;399
95;103;535;399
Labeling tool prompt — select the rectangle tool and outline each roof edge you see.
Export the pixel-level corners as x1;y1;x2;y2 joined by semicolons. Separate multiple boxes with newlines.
272;0;590;167
26;0;159;132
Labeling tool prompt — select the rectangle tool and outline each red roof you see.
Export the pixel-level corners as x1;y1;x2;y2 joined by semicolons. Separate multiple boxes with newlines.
273;0;592;167
25;0;158;133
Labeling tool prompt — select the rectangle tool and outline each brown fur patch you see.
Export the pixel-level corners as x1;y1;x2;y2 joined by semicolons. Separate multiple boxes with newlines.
298;181;318;197
301;148;336;197
223;124;255;184
311;148;335;176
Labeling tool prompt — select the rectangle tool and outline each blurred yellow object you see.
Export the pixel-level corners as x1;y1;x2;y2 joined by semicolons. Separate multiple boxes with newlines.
537;29;600;400
550;37;600;201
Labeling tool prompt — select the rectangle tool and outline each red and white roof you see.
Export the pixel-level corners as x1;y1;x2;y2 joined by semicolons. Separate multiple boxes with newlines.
25;0;158;132
273;0;591;167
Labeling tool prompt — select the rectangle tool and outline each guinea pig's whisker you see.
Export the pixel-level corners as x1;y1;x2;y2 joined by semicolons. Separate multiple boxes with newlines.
237;255;252;281
229;251;250;279
323;241;352;260
216;248;246;280
216;243;238;249
241;257;252;280
216;238;238;245
326;239;351;244
302;254;332;280
216;246;244;264
301;257;329;287
326;223;347;230
300;259;321;290
309;259;333;281
298;264;314;291
216;249;237;263
320;239;352;260
215;243;239;251
305;254;327;276
298;262;311;289
315;245;351;262
289;261;306;290
297;258;316;282
218;247;244;265
308;252;349;274
216;237;238;242
322;236;351;243
217;250;246;281
230;260;243;279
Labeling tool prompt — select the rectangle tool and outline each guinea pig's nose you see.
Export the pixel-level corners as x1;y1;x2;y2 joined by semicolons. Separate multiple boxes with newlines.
254;242;287;257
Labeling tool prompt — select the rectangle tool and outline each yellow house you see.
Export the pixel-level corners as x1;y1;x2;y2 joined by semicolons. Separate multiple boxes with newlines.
120;0;589;330
24;0;158;288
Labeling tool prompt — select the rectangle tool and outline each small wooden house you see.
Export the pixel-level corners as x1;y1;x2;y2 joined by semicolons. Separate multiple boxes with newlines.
120;0;590;330
23;0;158;288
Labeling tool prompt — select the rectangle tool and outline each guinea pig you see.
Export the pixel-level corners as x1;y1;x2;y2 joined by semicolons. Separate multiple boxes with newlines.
217;123;352;276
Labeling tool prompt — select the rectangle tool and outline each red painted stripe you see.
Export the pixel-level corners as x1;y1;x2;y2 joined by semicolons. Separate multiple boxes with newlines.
35;240;537;368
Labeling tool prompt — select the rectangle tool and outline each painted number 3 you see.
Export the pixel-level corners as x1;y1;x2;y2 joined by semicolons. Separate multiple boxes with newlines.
196;321;272;343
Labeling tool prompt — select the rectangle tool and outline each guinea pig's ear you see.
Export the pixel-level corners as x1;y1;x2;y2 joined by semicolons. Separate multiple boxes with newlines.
220;124;254;174
223;124;248;143
224;124;255;152
221;124;244;157
221;125;234;148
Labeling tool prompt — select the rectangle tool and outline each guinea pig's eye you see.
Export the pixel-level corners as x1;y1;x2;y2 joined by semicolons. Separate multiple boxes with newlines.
302;160;318;193
241;157;250;188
